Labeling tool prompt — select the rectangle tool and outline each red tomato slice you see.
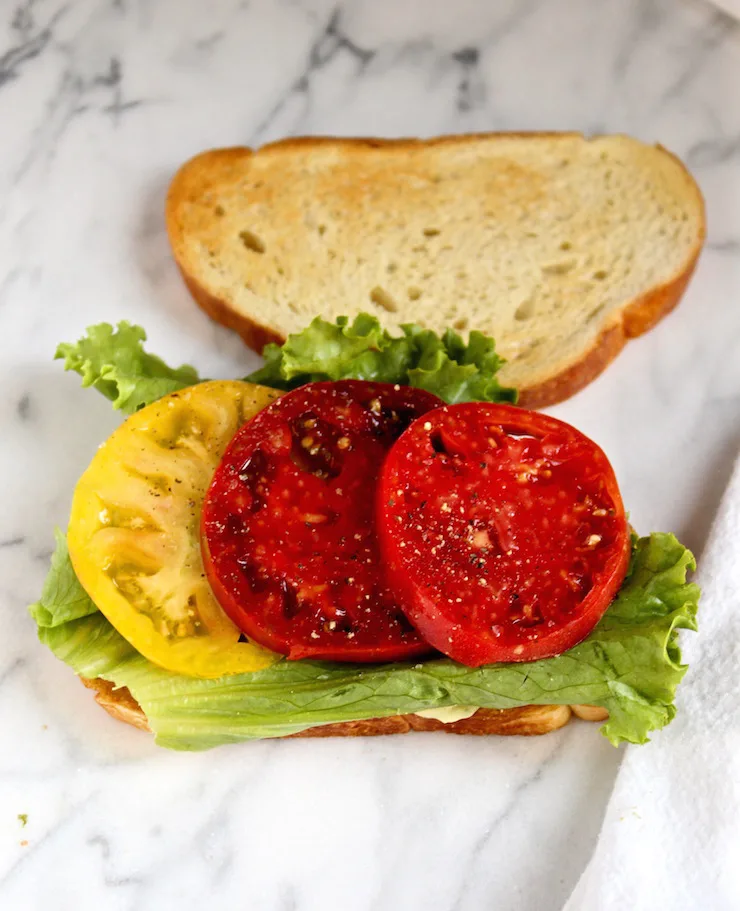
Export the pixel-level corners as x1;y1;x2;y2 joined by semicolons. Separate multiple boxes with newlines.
378;403;631;666
201;380;442;661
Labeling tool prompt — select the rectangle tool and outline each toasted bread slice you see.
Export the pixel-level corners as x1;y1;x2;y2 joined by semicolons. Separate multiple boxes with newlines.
166;133;704;407
81;677;607;740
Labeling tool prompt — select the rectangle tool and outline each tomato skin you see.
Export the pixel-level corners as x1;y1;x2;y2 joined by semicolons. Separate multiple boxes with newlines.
202;380;442;662
378;403;631;667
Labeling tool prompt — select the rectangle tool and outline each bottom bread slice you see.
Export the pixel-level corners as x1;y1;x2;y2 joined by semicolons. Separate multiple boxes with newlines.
81;678;607;739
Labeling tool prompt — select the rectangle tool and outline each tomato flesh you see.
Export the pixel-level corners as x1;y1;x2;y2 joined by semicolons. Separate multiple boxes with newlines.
202;381;443;661
378;403;631;666
67;381;282;678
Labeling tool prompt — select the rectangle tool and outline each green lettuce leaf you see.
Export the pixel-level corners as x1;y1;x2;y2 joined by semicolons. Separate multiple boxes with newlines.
55;322;200;413
31;533;698;751
28;530;98;628
247;314;517;404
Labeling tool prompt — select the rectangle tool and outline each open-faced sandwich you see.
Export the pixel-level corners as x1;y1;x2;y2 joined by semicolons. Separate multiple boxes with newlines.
30;315;699;750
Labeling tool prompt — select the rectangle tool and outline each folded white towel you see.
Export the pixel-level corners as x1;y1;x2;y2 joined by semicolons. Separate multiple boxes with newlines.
706;0;740;20
563;457;740;911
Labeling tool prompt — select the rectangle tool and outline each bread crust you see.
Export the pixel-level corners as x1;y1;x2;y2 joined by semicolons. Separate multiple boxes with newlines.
291;703;573;738
516;248;701;408
81;677;597;740
177;267;284;354
166;133;705;409
81;677;152;732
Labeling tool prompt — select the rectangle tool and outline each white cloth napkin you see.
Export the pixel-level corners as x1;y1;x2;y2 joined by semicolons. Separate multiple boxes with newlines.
563;457;740;911
707;0;740;21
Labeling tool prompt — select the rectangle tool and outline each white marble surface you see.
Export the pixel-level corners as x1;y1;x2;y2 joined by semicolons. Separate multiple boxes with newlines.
1;0;739;908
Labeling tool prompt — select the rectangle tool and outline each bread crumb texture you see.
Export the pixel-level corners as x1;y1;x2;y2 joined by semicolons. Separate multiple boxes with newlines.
167;134;704;398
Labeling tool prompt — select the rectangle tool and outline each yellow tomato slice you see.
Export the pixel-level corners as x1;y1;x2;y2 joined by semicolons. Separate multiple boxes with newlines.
67;380;282;678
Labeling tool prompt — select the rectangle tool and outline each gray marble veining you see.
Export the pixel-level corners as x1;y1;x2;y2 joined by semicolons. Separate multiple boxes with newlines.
1;0;739;908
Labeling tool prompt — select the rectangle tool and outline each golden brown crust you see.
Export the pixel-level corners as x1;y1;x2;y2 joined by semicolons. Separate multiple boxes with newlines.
291;704;573;738
82;677;152;732
255;132;585;155
166;133;705;409
516;247;702;408
80;677;598;740
177;267;284;354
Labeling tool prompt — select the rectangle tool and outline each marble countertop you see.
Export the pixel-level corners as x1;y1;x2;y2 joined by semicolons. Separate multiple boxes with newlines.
1;0;739;908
